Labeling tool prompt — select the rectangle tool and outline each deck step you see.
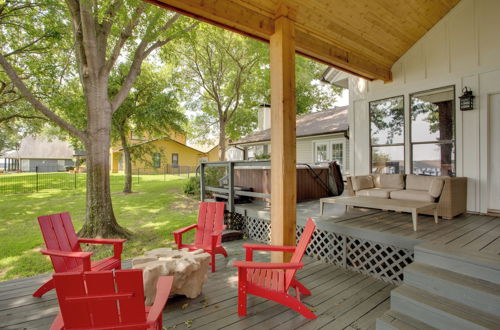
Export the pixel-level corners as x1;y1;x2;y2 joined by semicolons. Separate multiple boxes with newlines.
391;284;500;330
376;310;436;330
414;242;500;284
404;262;500;316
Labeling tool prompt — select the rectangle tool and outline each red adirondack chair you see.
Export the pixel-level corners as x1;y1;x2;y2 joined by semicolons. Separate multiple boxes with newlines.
33;212;126;297
233;218;317;319
172;201;227;272
50;270;173;330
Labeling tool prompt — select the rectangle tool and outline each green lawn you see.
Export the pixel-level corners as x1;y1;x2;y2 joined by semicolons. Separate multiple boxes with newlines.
0;174;198;281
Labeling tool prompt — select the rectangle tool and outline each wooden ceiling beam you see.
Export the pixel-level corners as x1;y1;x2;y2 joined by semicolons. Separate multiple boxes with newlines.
150;0;392;81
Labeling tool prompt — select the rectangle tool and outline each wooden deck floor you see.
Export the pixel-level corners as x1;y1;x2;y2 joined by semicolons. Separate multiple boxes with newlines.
0;240;394;330
235;201;500;254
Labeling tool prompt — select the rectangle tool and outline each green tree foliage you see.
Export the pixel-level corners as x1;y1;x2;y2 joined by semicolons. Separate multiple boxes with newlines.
111;62;186;193
0;0;66;151
167;25;267;160
0;0;196;237
168;25;342;156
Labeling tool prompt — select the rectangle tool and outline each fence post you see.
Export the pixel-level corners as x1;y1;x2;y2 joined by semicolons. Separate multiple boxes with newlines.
35;166;39;192
163;165;166;181
228;162;235;213
137;168;140;185
200;163;206;202
74;170;77;189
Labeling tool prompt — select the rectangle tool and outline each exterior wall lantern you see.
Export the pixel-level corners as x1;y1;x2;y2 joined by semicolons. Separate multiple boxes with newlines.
459;87;475;110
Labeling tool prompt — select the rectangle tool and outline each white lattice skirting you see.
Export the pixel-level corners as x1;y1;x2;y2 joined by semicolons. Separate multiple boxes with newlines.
242;216;413;284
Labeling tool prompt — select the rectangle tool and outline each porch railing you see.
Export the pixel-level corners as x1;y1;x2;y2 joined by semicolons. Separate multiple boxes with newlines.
199;160;271;212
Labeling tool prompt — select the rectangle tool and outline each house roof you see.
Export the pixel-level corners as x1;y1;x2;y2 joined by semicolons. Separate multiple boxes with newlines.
3;136;74;159
115;136;207;154
232;106;348;145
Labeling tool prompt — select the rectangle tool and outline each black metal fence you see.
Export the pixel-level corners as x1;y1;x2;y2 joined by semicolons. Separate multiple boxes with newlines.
0;164;198;194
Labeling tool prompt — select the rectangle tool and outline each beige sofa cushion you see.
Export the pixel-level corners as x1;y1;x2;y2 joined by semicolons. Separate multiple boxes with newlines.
351;175;374;191
390;189;435;202
381;174;405;189
406;174;436;191
428;178;445;198
356;188;400;199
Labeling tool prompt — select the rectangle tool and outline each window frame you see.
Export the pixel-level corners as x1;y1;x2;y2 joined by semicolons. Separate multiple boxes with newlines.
171;153;179;168
409;85;456;176
312;138;347;170
152;152;161;168
369;95;405;174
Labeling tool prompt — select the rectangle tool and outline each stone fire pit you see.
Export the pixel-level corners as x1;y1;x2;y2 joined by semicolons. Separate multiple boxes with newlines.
132;247;211;305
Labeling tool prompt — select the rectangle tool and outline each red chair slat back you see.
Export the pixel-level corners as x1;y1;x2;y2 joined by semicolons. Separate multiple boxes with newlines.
52;272;92;329
115;270;147;324
194;202;225;249
38;212;82;272
285;218;316;290
53;270;146;329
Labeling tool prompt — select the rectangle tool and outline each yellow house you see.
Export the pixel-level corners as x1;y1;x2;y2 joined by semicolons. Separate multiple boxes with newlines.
206;146;220;162
110;133;207;173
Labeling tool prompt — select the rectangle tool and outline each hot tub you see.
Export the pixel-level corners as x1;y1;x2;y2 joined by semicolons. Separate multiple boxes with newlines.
233;164;331;202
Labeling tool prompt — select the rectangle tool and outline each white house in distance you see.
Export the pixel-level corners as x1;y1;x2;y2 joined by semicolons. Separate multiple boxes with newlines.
231;104;350;173
2;136;75;172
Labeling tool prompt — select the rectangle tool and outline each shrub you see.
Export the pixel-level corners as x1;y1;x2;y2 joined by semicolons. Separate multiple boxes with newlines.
183;176;200;195
182;167;227;197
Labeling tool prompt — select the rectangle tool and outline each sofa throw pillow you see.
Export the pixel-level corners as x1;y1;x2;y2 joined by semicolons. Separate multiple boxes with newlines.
352;175;374;191
380;174;405;189
428;178;445;198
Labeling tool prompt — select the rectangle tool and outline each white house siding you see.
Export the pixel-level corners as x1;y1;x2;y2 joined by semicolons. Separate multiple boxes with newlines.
296;133;347;165
348;0;500;213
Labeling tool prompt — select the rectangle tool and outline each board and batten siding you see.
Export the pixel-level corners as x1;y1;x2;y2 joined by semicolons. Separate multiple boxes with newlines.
348;0;500;213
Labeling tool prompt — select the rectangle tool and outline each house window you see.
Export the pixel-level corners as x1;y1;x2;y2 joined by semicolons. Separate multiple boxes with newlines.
315;142;328;162
172;153;179;168
370;95;405;174
410;86;455;176
313;140;347;172
152;153;161;168
331;142;343;166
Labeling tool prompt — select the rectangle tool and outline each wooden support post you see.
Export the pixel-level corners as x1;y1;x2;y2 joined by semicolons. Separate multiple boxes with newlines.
200;163;206;202
270;14;296;262
228;162;235;213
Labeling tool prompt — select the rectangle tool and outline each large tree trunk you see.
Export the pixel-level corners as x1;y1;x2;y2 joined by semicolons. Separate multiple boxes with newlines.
218;120;226;161
120;132;133;193
79;93;130;238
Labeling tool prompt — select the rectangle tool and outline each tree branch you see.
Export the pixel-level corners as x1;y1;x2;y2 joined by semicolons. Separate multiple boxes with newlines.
103;3;144;74
4;33;51;57
0;52;88;143
0;114;48;123
110;21;197;113
78;0;100;77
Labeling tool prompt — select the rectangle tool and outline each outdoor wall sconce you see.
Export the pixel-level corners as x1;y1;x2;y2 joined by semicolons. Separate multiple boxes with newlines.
459;87;475;110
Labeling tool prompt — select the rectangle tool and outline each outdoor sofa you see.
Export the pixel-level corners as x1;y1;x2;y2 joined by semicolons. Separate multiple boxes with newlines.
346;174;467;219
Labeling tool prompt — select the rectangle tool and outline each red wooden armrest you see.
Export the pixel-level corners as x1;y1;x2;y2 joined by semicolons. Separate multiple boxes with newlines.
78;238;126;258
172;224;197;235
78;238;126;245
233;261;304;270
243;243;296;261
42;249;92;271
147;276;173;325
242;243;296;252
41;249;93;259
